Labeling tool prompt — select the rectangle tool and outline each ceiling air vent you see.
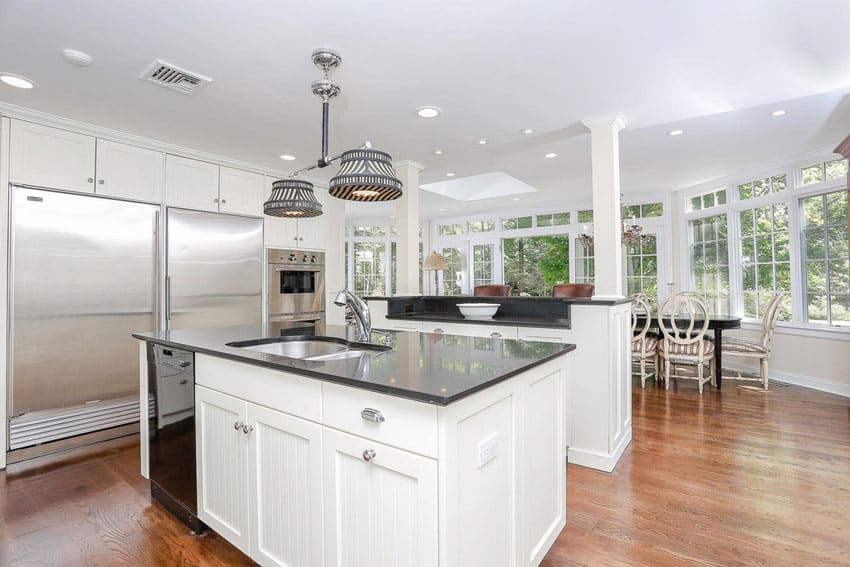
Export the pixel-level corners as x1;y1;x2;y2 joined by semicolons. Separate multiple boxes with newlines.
140;59;213;95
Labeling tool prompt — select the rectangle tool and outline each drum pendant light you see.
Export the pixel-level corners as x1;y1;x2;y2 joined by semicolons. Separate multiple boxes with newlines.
263;48;403;217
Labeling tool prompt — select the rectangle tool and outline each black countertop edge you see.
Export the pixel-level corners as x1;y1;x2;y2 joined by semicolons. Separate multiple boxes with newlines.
385;313;571;329
365;295;633;306
132;333;576;406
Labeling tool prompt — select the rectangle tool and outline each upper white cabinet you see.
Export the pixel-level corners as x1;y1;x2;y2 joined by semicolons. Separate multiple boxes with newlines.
95;139;164;202
263;176;327;250
219;166;265;217
165;154;220;212
10;120;96;193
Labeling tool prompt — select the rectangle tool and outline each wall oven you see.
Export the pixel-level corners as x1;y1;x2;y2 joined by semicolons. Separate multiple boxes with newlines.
267;248;325;323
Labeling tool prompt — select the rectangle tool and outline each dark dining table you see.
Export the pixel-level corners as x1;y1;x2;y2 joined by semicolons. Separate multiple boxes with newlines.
635;314;742;389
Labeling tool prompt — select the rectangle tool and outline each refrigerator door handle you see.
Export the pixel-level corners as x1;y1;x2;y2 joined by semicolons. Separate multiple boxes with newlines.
165;276;172;322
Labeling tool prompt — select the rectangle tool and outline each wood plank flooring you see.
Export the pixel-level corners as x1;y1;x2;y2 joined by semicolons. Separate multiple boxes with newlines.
1;377;848;566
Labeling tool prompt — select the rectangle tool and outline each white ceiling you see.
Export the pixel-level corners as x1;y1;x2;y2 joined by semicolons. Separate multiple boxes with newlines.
1;0;849;220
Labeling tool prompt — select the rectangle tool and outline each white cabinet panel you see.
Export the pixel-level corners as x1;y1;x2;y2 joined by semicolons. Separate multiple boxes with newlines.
10;120;96;193
454;323;518;340
296;188;327;250
220;166;264;217
165;154;219;211
95;139;163;202
248;404;323;567
517;326;572;343
263;216;299;248
323;428;438;567
196;386;250;554
262;176;327;249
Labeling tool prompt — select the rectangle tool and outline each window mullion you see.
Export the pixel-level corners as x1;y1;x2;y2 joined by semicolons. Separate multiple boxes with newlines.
788;194;805;324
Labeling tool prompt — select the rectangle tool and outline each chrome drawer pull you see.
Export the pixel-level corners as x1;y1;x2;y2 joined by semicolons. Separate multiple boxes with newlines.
242;423;254;435
234;420;243;431
362;449;376;462
361;408;386;423
490;332;503;338
433;328;445;334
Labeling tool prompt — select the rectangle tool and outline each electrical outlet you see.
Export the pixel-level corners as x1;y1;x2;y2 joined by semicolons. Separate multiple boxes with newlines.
477;433;498;469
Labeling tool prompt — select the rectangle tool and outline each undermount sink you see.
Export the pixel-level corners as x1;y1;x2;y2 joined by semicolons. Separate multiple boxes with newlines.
226;336;389;361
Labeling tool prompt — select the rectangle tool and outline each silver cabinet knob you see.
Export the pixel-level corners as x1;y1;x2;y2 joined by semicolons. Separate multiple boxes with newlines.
490;332;503;338
234;420;243;431
179;378;188;385
87;177;94;183
98;179;104;185
221;199;226;204
213;197;219;203
362;449;376;462
360;408;385;423
242;423;254;434
299;237;304;241
433;328;444;334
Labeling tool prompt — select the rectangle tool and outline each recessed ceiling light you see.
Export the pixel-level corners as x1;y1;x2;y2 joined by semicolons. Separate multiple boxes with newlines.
416;106;441;118
512;197;521;201
279;154;296;161
445;172;456;177
771;109;786;117
433;149;444;155
477;139;488;145
0;74;36;89
521;128;534;135
545;152;558;158
668;129;683;136
439;208;447;212
62;49;92;67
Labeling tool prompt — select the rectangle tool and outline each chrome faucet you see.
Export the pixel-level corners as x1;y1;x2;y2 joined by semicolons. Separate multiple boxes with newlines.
333;290;371;340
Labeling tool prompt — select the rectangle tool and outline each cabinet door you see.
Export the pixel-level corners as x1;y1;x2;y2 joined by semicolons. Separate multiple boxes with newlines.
219;166;265;217
247;403;323;567
323;429;438;567
165;154;220;212
196;386;250;554
95;139;164;202
295;188;327;250
9;120;96;193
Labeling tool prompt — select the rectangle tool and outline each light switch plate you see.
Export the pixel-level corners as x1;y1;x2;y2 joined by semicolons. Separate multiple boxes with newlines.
478;433;498;468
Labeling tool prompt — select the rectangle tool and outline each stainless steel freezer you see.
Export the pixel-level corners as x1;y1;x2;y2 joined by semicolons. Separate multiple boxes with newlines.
8;187;159;452
166;209;263;330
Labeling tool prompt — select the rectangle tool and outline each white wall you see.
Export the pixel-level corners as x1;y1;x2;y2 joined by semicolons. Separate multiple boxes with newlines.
1;117;9;468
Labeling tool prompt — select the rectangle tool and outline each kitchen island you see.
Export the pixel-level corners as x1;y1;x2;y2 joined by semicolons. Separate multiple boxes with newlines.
135;321;574;567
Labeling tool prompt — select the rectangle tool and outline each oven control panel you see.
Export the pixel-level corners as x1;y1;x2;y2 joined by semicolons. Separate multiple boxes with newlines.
268;248;325;266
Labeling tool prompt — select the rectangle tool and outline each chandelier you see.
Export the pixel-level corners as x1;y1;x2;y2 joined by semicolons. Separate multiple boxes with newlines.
577;199;647;247
264;49;404;217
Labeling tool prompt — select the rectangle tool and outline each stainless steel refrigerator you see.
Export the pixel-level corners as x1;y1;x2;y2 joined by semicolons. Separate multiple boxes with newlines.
165;208;263;330
8;187;160;459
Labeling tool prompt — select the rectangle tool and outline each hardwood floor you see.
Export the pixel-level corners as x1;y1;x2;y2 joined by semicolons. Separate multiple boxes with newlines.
1;377;848;566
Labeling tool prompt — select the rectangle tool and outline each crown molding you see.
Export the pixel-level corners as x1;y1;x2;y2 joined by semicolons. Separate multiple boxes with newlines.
0;101;290;179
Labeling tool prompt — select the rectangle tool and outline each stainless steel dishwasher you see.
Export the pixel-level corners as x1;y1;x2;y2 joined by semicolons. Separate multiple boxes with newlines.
147;343;205;532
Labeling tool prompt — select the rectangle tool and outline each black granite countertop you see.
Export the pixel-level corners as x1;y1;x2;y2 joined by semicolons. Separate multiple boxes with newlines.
133;322;575;406
366;295;633;306
386;312;572;328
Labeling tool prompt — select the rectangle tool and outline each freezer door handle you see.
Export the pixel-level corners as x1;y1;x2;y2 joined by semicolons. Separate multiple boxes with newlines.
165;276;172;322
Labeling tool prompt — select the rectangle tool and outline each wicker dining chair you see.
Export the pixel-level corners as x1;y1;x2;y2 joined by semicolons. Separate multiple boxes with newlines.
657;293;715;394
721;293;783;390
631;295;659;388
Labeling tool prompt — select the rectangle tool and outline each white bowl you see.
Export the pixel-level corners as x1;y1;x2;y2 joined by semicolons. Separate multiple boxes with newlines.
456;303;501;320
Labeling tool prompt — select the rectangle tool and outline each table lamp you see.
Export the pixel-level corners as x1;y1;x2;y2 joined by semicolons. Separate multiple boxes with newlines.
422;251;448;296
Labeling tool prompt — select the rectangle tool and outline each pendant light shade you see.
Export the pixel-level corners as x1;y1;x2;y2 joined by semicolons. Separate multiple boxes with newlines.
264;179;323;217
328;148;403;202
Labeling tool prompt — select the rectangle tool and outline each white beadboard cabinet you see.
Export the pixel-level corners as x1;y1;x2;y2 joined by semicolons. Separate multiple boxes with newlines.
190;350;569;567
219;166;265;216
263;176;327;250
95;138;164;202
9;120;96;193
322;428;438;566
165;154;220;212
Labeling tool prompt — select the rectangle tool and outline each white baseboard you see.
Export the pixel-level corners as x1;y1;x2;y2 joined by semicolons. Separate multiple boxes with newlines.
568;428;632;473
724;362;850;398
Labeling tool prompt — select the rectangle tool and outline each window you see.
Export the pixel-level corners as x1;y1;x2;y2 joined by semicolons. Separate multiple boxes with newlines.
625;235;658;297
353;242;387;296
577;209;594;223
502;235;569;296
689;188;727;212
574;239;594;285
688;214;730;314
352;226;386;237
536;212;570;227
439;223;464;236
468;220;495;233
623;202;664;218
501;216;533;230
802;158;848;186
739;203;791;319
801;189;849;325
737;175;786;200
441;247;464;295
472;243;495;287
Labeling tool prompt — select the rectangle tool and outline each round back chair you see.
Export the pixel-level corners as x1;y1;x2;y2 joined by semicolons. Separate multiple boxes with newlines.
657;293;715;394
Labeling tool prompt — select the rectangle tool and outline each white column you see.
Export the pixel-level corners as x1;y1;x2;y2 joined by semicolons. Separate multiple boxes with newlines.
581;113;627;299
394;161;425;296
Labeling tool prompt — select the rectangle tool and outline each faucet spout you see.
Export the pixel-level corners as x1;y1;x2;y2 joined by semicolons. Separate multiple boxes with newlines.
334;290;371;340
